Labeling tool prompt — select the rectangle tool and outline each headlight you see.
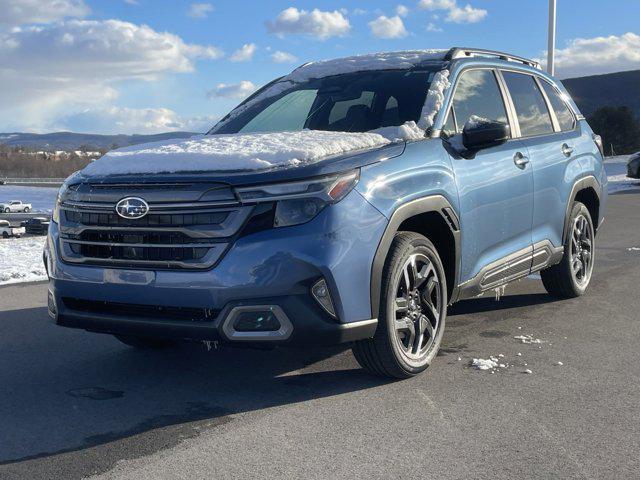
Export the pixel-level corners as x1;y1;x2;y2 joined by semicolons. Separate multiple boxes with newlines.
52;183;68;224
237;170;360;228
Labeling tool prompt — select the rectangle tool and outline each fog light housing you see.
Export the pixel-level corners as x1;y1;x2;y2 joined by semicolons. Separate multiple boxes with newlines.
233;310;281;332
311;279;336;318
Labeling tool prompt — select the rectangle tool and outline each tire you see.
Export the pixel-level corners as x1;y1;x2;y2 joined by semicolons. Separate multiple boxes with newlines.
2;232;8;239
24;207;30;213
352;232;447;379
4;208;9;213
114;334;178;349
541;202;595;298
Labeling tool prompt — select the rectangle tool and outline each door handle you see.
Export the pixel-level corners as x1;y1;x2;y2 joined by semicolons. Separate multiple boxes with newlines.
513;152;529;169
562;144;574;157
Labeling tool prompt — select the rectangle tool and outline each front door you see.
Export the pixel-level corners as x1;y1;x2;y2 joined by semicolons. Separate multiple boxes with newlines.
442;68;534;284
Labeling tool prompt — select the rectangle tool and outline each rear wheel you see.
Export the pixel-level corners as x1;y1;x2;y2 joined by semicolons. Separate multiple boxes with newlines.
3;208;9;213
541;202;595;298
114;335;178;349
352;232;447;379
2;232;8;239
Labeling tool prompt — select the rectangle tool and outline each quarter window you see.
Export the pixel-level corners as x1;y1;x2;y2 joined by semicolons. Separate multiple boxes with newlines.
540;81;576;131
450;69;509;135
502;71;554;137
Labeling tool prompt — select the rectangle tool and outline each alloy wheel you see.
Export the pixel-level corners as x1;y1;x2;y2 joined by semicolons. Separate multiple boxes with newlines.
570;213;594;286
392;253;442;362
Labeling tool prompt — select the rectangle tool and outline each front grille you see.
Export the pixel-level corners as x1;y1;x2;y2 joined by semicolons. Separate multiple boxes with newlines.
62;297;219;322
58;183;255;270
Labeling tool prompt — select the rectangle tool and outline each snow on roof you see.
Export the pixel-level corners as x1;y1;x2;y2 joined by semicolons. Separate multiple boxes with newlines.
287;50;448;82
81;130;392;176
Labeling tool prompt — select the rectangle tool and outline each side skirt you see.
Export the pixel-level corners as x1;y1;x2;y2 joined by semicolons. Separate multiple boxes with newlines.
456;240;563;301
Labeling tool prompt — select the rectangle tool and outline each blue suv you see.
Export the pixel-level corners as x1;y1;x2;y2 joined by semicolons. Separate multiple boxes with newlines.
45;48;607;378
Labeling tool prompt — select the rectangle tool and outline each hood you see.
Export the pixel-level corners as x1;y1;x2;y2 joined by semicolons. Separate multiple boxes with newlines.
80;130;397;178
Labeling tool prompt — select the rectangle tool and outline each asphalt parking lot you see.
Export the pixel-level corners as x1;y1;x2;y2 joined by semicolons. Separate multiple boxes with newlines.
0;192;639;480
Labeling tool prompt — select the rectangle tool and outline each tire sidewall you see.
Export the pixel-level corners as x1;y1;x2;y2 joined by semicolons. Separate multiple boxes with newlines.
382;235;447;375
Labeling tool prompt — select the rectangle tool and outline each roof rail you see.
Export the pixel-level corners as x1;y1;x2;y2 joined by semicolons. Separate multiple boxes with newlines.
445;47;541;70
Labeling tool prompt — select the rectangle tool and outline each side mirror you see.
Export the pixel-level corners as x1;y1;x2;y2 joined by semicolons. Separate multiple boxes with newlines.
462;118;510;150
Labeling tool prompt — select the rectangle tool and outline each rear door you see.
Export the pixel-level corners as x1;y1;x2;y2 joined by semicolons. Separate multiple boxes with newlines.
500;71;581;251
444;68;534;285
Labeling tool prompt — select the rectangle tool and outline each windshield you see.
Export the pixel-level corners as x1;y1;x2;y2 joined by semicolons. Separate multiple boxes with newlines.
213;69;436;135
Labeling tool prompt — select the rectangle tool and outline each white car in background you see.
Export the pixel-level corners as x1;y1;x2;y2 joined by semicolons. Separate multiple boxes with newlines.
0;220;25;238
0;200;32;213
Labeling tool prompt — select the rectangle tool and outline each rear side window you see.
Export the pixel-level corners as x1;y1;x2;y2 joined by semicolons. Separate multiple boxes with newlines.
540;81;576;131
450;69;509;134
501;71;554;137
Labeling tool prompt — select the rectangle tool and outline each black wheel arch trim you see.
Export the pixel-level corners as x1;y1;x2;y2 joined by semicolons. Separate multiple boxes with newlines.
562;175;602;244
369;195;461;318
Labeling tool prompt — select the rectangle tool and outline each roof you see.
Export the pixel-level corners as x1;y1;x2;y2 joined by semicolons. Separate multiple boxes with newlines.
287;50;449;82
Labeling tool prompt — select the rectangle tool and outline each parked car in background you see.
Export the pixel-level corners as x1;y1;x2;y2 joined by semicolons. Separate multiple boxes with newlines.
46;47;607;379
0;220;24;238
627;152;640;179
1;200;32;213
21;217;50;235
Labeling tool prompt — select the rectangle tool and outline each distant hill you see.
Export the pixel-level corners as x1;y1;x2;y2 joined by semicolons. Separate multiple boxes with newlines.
0;131;196;151
562;70;640;119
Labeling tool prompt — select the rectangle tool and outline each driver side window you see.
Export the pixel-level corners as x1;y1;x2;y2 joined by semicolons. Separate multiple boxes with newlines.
450;69;509;135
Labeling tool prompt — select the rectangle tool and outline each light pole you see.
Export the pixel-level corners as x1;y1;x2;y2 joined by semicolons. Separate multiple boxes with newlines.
547;0;557;75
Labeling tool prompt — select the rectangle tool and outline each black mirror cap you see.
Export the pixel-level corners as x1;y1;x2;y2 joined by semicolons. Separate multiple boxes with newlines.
462;120;510;150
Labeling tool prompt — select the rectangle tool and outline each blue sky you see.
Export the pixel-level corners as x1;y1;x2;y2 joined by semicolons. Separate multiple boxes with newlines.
1;0;639;134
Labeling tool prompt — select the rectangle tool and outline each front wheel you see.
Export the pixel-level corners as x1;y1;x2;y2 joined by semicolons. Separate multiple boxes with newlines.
2;232;8;239
541;201;595;298
23;207;30;213
114;335;178;349
352;232;447;379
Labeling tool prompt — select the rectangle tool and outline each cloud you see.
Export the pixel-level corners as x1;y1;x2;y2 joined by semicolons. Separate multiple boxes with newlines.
418;0;487;24
368;15;408;39
0;0;90;27
267;7;351;40
446;4;487;23
427;22;443;32
271;50;298;63
0;19;223;131
230;43;256;62
540;32;640;78
396;5;409;17
56;106;219;134
207;81;257;100
187;3;214;19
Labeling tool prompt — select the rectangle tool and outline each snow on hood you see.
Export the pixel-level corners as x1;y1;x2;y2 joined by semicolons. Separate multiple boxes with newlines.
81;130;393;176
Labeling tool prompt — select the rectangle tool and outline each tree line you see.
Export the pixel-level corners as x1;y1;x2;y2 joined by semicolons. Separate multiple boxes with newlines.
587;106;640;156
0;145;106;178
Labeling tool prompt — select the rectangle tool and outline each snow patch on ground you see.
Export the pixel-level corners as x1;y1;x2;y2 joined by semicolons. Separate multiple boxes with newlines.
82;130;392;176
471;357;499;370
0;236;47;285
514;334;544;344
605;155;640;193
0;185;58;213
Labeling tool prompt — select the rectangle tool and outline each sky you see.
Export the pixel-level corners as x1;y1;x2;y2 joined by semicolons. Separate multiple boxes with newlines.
1;0;639;135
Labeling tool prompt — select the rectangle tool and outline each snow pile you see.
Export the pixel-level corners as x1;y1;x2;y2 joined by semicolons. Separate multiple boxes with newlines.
471;357;499;370
0;185;58;213
418;69;451;130
605;155;640;193
0;236;47;285
82;130;392;176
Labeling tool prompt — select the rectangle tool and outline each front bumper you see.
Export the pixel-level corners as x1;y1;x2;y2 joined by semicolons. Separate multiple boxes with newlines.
45;190;386;345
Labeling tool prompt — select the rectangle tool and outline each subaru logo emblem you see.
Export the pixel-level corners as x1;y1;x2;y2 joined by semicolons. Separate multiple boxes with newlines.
115;197;149;219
